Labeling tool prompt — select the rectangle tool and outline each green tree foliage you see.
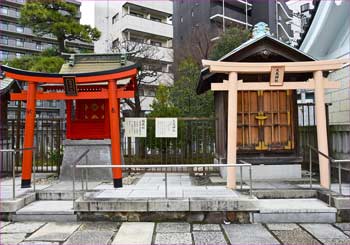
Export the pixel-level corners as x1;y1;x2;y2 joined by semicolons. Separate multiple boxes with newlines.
145;85;182;151
210;27;251;60
171;58;214;117
20;0;101;53
6;52;64;73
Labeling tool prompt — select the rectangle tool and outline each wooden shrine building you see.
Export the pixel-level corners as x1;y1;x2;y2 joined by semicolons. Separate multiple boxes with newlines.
1;53;139;188
197;24;348;189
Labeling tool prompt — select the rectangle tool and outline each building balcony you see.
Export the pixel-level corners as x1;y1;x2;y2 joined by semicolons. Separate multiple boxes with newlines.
120;40;173;63
212;0;252;10
210;5;252;27
123;1;172;16
120;14;173;39
141;71;174;86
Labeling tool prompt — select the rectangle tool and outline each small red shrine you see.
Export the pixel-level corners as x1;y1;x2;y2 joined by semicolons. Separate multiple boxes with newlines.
1;53;140;188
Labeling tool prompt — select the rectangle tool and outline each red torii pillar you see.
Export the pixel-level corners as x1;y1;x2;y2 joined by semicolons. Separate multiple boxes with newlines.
22;82;37;187
108;79;123;187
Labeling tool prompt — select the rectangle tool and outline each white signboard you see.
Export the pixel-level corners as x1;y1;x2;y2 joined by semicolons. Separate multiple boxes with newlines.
156;118;178;138
124;118;147;138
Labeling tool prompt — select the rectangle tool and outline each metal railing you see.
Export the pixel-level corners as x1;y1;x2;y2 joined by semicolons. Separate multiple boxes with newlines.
71;160;253;205
308;144;350;206
0;147;36;200
71;149;90;203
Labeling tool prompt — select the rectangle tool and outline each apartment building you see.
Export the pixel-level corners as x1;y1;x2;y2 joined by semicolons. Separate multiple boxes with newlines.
94;1;174;114
0;0;94;62
0;0;94;119
173;0;294;62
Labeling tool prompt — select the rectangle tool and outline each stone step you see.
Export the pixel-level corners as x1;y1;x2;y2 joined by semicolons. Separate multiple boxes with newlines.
13;200;77;222
253;198;337;223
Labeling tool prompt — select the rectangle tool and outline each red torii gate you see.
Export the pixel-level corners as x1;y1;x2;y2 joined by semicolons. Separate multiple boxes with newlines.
1;63;139;188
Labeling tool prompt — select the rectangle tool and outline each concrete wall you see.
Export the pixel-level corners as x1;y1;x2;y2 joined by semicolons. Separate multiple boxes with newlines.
326;66;350;125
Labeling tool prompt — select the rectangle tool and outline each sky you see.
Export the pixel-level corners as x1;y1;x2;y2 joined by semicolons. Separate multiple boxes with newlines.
79;1;95;27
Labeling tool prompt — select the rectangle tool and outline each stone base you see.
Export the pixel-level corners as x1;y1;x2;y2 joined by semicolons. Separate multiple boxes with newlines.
60;139;114;181
214;159;301;180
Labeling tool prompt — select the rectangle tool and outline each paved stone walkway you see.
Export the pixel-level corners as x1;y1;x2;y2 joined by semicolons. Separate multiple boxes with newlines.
1;221;349;245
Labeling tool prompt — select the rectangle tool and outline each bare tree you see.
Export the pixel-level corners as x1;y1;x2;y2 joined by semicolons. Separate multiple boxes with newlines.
112;39;166;117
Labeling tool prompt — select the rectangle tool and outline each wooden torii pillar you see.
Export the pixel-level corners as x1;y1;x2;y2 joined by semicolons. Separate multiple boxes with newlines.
203;59;349;189
1;65;139;188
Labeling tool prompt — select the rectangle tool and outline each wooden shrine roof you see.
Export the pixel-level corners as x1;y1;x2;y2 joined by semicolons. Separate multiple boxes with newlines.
197;34;316;94
1;53;140;84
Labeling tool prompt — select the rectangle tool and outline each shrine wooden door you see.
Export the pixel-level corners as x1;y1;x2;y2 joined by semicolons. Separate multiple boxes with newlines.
237;90;295;152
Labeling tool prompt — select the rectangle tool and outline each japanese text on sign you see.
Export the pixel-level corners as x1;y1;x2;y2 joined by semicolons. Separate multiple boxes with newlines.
124;118;147;138
155;118;178;138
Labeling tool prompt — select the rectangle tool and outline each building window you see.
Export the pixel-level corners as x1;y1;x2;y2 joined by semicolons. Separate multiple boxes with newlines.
150;16;161;22
0;50;9;60
300;3;310;13
36;41;42;50
16;25;24;33
130;36;144;43
112;13;119;24
16;52;23;58
150;40;162;47
0;21;9;30
0;6;9;15
0;35;8;45
16;38;24;47
15;8;20;17
130;11;143;18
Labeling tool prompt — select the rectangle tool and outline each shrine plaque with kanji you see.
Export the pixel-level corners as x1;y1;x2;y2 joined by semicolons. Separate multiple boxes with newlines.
63;76;78;96
124;118;147;138
270;66;285;86
155;118;178;138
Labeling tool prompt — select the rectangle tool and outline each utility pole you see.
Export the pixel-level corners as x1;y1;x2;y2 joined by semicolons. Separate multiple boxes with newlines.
105;0;110;53
222;0;225;32
245;0;248;29
276;0;279;39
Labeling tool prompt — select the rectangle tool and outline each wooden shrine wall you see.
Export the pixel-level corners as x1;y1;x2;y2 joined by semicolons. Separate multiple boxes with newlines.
215;90;297;158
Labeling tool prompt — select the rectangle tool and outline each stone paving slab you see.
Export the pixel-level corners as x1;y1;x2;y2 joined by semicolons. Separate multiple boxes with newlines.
25;222;81;242
0;221;10;228
19;241;59;245
79;222;120;231
193;231;227;245
0;233;27;244
223;224;280;245
0;222;45;233
271;228;321;245
112;222;154;245
192;224;221;231
63;230;114;245
154;232;192;245
16;201;73;214
335;223;350;231
300;224;350;240
266;223;300;231
156;222;191;233
258;199;336;213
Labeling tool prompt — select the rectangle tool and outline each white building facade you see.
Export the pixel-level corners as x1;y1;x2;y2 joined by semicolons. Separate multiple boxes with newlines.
300;0;350;125
94;1;174;114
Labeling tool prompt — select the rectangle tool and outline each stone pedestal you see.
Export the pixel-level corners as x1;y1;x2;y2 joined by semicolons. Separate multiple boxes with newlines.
60;139;114;181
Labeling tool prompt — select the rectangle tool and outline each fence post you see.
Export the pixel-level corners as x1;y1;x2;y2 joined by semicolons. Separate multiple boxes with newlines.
33;148;36;192
338;161;342;195
309;147;312;189
12;151;15;200
249;165;252;198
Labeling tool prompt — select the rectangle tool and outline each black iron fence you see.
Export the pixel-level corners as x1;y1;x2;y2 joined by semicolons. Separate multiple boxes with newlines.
121;118;217;173
1;117;217;175
0;118;65;175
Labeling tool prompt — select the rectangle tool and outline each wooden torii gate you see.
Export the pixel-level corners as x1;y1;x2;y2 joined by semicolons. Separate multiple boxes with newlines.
1;64;139;188
202;59;349;189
